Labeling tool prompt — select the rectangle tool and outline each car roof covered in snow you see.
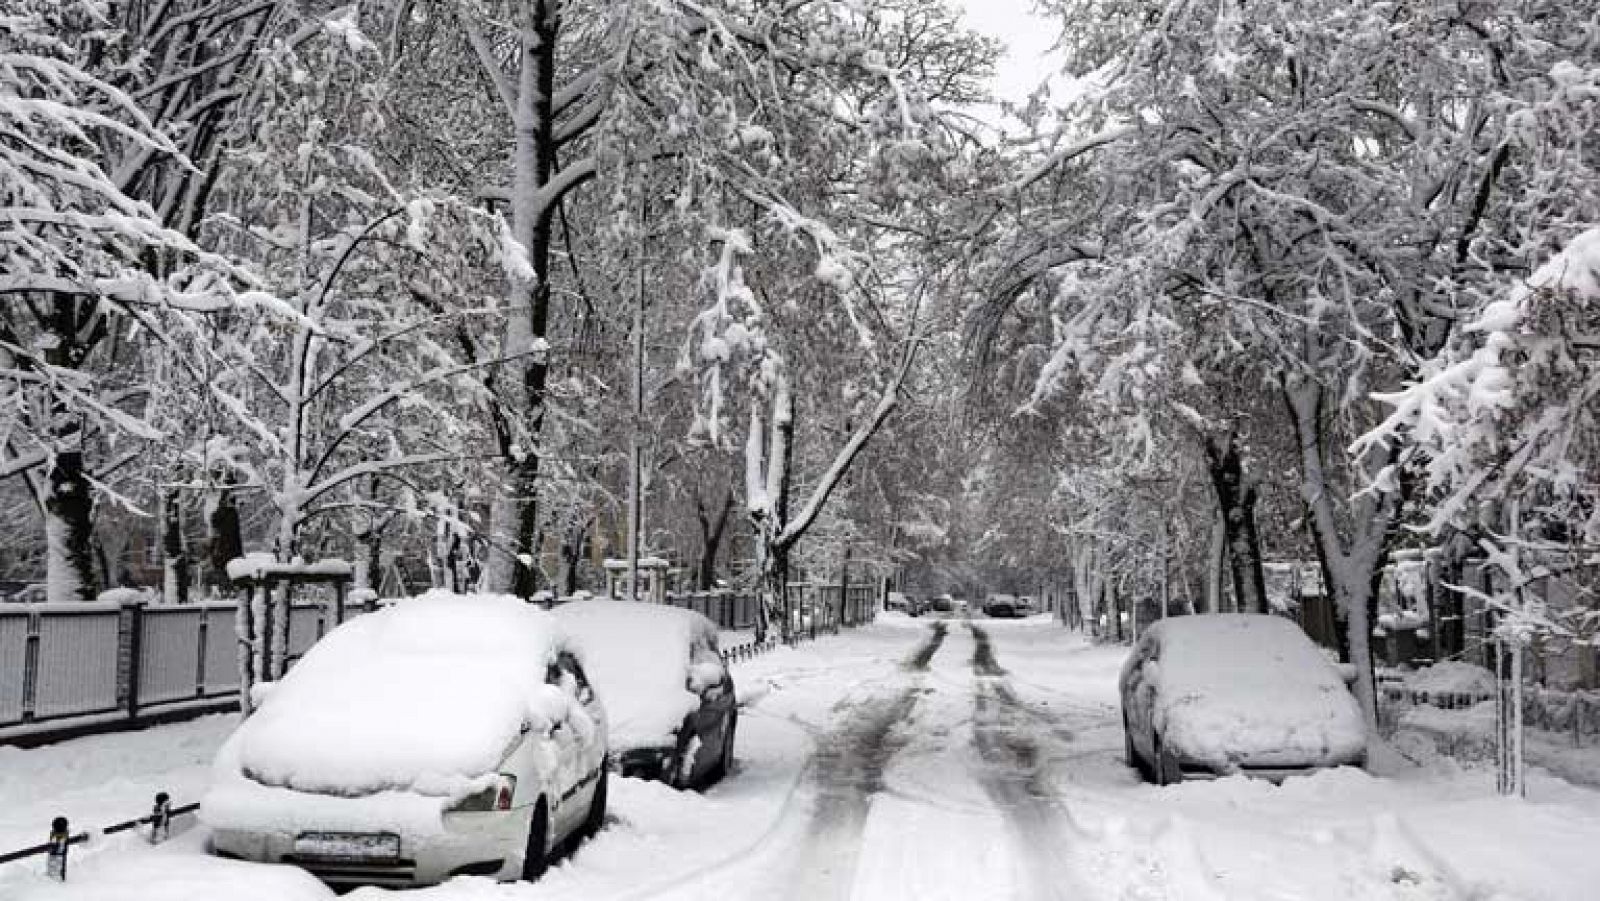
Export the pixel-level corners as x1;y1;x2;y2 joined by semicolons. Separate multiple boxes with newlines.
552;599;723;753
234;592;578;798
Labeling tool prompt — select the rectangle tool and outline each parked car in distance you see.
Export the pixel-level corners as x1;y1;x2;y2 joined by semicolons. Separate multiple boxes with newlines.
1016;595;1037;615
983;594;1020;618
886;591;911;613
205;593;608;887
554;599;737;790
930;594;955;613
1119;614;1365;785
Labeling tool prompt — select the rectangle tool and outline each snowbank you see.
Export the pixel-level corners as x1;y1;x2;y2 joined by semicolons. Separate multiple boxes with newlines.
8;838;332;901
554;600;722;752
222;592;573;798
1137;615;1366;769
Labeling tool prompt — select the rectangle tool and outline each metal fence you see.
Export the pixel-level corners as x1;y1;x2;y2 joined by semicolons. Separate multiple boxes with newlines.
0;598;372;747
1;583;878;747
1379;684;1600;745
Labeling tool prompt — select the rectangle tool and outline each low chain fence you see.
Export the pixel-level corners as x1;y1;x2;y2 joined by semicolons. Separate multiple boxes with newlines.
0;792;198;881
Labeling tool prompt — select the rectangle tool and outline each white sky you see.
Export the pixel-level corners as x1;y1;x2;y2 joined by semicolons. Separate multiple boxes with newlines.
955;0;1064;113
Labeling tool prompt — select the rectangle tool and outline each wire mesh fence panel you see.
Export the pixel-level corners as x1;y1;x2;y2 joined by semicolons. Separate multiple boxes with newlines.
199;603;241;695
286;603;323;661
33;607;120;719
0;611;27;725
138;607;203;706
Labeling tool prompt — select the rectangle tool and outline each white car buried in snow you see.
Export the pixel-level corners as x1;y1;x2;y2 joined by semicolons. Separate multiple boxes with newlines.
553;599;737;789
203;593;608;888
1119;614;1366;785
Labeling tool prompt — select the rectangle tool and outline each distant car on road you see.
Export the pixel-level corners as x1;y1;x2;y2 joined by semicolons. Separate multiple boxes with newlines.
1119;614;1365;785
205;593;608;887
886;591;911;613
554;599;737;790
930;594;955;613
983;595;1020;618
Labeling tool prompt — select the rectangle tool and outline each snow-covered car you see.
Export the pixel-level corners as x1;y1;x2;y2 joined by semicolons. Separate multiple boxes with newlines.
554;599;737;789
1016;595;1037;614
204;593;608;887
886;591;911;612
1119;614;1366;785
983;594;1020;618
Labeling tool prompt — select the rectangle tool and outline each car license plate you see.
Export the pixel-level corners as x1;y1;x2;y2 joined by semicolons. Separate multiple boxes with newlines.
293;832;400;861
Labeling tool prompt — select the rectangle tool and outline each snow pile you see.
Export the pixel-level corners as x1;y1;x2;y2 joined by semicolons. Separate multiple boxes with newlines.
1137;614;1366;769
221;592;573;798
554;599;723;752
1403;660;1495;696
8;839;333;901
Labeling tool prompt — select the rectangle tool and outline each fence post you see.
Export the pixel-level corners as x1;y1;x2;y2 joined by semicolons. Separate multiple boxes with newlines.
121;600;146;720
149;792;171;844
195;604;209;698
21;608;40;723
46;817;69;881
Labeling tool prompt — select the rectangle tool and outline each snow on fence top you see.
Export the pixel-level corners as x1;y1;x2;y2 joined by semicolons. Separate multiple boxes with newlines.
224;553;354;582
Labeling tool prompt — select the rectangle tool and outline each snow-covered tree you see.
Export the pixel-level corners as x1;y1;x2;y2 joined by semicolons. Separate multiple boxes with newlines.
1;4;278;601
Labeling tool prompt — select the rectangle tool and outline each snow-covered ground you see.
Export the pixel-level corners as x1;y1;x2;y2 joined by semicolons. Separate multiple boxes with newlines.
3;614;1598;900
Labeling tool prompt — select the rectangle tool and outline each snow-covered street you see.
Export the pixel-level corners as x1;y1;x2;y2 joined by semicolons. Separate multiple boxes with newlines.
4;616;1598;900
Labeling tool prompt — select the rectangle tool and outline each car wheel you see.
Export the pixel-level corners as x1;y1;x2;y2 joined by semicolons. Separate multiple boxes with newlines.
1122;712;1143;778
710;713;737;783
580;765;608;841
520;799;550;882
1153;735;1182;787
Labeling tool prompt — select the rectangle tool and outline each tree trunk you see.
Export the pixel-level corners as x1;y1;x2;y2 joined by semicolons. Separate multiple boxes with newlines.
44;447;97;603
560;516;586;597
696;488;733;591
1204;431;1267;614
1284;377;1399;733
162;488;190;604
485;3;560;597
1206;513;1226;613
206;480;243;591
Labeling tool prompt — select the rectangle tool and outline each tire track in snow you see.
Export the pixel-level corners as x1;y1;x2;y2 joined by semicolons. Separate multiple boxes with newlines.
780;623;945;901
969;623;1088;901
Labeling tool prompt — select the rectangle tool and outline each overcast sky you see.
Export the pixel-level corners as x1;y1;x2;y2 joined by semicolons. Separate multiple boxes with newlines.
954;0;1063;128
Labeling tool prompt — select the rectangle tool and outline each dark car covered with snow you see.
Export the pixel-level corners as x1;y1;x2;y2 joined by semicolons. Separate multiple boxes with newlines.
554;599;737;789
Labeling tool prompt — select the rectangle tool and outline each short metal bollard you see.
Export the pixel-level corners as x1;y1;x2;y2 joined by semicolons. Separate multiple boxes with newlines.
46;817;69;882
149;792;172;844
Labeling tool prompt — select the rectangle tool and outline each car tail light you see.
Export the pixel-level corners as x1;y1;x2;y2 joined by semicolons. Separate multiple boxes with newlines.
449;774;517;812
